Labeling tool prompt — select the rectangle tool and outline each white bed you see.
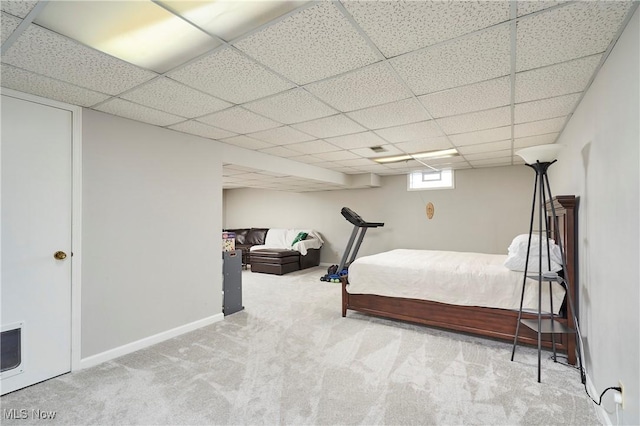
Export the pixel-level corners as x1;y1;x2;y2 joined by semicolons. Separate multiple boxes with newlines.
347;249;566;314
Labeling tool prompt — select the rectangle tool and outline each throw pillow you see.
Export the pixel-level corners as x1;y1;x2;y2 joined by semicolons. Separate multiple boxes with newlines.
291;232;308;246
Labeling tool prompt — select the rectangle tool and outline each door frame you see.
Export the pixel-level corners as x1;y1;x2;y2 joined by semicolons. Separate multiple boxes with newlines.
1;87;83;372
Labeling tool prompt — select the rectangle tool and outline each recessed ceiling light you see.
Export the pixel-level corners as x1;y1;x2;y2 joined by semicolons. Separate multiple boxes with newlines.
35;1;220;73
374;148;458;164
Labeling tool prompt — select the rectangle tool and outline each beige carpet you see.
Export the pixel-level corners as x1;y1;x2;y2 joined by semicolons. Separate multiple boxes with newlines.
0;266;598;425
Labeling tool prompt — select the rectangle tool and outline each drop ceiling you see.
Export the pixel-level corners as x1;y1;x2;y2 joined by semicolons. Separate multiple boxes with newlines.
1;0;636;192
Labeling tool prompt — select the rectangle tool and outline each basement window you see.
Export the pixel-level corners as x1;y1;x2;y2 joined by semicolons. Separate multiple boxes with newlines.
408;169;454;191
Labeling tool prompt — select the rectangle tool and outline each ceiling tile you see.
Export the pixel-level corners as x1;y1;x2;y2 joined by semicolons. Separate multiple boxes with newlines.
464;149;513;161
288;155;326;164
390;25;510;95
515;55;602;103
305;62;412;112
233;2;379;85
448;126;512;146
1;1;38;18
291;114;365;138
198;107;280;133
335;158;377;167
287;140;340;155
514;93;581;124
247;126;314;145
516;1;633;71
0;63;110;107
350;144;404;159
1;12;20;44
347;98;431;130
393;137;453;154
374;120;443;143
121;77;231;118
514;133;559;149
352;164;393;173
436;106;511;135
2;25;157;95
342;1;509;58
169;120;237;140
167;47;294;104
244;88;337;124
422;155;468;166
314;150;361;161
95;98;184;126
325;131;388;150
470;157;513;168
419;76;511;118
514;116;567;138
220;135;274;150
259;145;304;158
384;159;425;171
458;139;512;155
517;1;568;17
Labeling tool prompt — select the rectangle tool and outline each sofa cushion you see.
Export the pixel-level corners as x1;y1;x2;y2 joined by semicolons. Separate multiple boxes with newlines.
245;228;269;245
231;228;250;245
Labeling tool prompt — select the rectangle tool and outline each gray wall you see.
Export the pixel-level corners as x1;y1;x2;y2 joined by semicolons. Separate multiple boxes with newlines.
82;110;222;358
224;165;534;264
549;8;639;425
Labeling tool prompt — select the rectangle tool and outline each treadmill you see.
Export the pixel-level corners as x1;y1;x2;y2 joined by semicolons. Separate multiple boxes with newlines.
337;207;384;274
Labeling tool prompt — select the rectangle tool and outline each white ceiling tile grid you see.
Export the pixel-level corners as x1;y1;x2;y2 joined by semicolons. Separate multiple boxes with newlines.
219;135;274;151
325;131;388;150
291;114;366;138
448;126;513;146
517;1;568;18
0;1;38;18
390;25;511;95
287;140;341;155
305;62;412;112
516;1;633;72
457;139;513;155
374;120;443;144
95;98;184;127
393;137;454;155
198;107;281;134
436;106;512;135
514;133;559;149
2;25;157;95
469;157;513;168
167;47;294;104
0;63;110;107
347;98;432;130
247;125;315;145
244;88;337;124
233;2;380;85
465;149;513;161
313;150;361;162
288;154;326;164
514;93;581;124
121;77;232;118
349;144;404;159
1;12;21;45
515;55;603;103
259;145;309;158
419;76;511;119
342;0;510;58
168;120;237;141
514;116;567;138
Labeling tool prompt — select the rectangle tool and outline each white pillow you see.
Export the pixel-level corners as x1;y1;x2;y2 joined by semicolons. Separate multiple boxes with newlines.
508;234;563;264
504;254;563;273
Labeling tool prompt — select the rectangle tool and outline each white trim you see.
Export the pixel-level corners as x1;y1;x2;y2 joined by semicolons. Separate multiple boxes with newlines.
586;373;613;426
0;88;83;373
79;314;224;369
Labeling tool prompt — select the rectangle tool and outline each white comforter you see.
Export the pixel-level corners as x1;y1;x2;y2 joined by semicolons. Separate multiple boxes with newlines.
347;249;566;314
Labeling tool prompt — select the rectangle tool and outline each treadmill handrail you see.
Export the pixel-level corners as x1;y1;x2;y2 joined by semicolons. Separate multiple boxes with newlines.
340;207;384;228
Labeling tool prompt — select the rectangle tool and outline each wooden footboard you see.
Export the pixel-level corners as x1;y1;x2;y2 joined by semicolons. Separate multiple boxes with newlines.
341;195;578;365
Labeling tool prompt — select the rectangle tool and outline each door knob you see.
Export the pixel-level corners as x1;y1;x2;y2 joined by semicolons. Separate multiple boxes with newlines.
54;251;67;260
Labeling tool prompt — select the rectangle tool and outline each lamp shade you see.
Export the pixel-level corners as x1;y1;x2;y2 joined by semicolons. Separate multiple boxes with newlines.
516;144;564;164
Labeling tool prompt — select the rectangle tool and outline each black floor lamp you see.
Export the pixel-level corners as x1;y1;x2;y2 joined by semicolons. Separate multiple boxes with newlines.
510;144;583;383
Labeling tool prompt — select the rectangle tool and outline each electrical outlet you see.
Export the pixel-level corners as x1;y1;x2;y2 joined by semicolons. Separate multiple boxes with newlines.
617;381;625;409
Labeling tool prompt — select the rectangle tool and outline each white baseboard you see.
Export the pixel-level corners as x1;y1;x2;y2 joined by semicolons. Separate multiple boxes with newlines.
586;373;612;426
79;313;224;370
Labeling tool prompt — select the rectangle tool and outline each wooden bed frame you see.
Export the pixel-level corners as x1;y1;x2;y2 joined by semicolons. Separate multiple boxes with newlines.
342;195;578;365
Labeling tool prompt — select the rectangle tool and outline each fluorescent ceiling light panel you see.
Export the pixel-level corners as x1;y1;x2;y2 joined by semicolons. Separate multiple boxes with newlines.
35;1;220;73
160;0;308;41
374;148;459;164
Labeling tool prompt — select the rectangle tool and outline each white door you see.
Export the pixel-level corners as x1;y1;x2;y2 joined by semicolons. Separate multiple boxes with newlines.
1;94;73;395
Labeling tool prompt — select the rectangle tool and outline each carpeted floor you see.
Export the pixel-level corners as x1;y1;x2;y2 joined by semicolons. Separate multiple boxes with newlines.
1;266;598;425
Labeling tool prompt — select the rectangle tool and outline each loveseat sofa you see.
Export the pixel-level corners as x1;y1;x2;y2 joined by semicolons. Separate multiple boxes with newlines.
224;228;323;274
